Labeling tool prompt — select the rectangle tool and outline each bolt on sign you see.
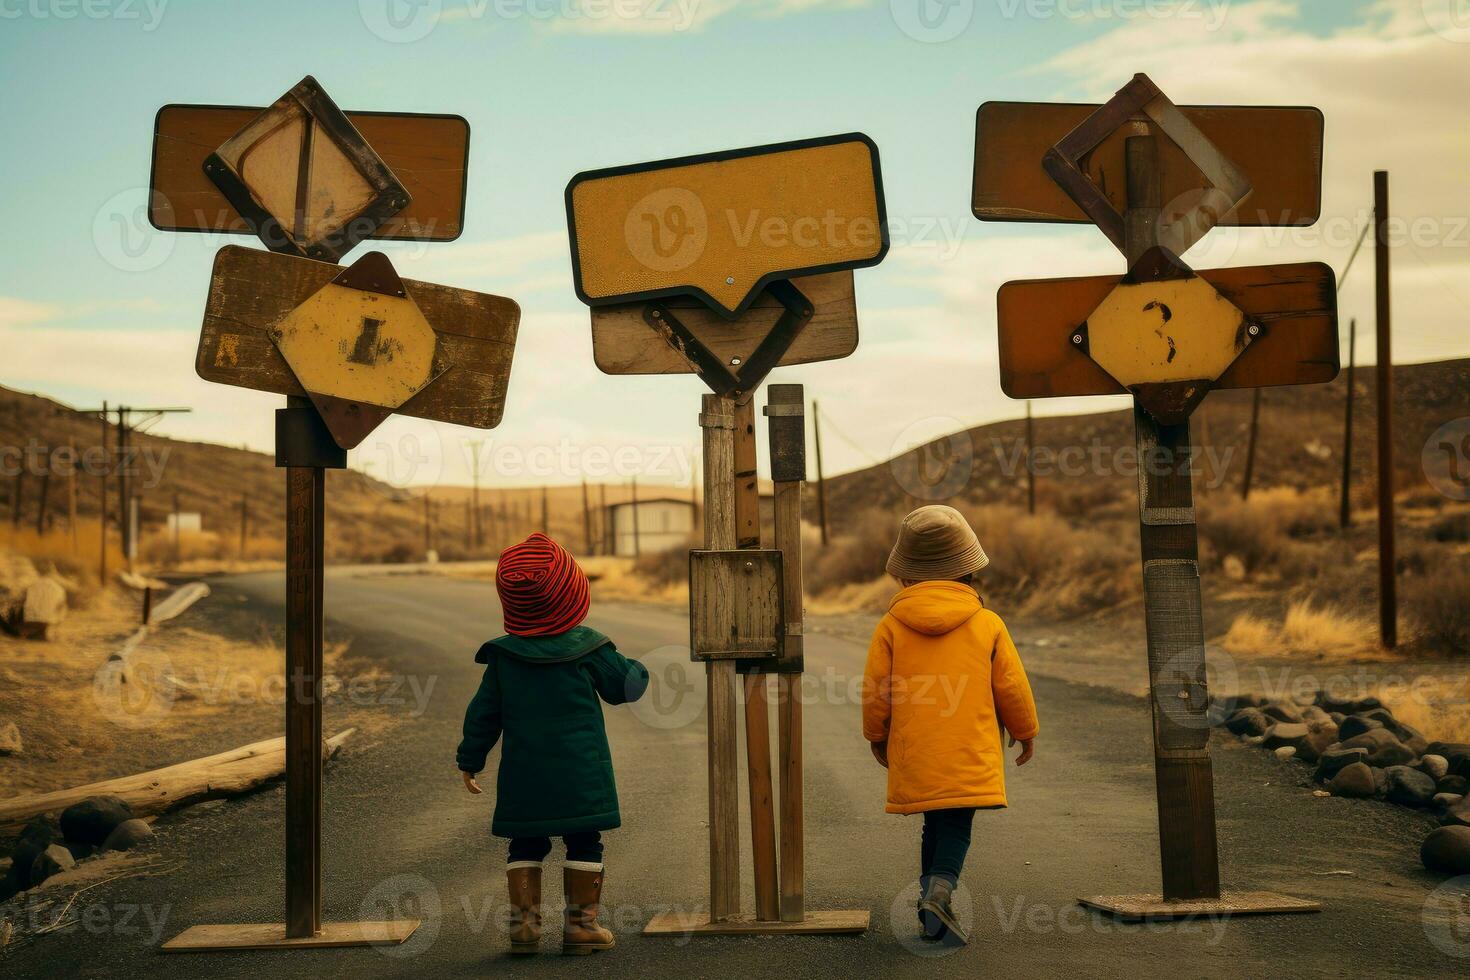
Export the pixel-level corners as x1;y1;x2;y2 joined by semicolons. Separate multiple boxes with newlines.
150;76;470;257
159;77;515;954
567;134;887;398
976;73;1334;921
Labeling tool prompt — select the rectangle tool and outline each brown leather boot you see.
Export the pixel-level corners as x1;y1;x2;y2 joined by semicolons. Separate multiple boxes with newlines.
562;862;615;955
506;862;542;955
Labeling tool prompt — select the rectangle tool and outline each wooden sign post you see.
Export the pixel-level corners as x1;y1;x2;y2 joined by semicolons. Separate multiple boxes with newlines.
150;76;519;952
566;136;883;936
977;74;1335;920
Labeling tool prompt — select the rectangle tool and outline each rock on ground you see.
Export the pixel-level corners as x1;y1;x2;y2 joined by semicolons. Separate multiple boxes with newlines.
1262;723;1310;749
101;819;152;852
59;795;134;847
1383;766;1437;807
1315;747;1369;783
1337;715;1384;741
1420;755;1450;780
1274;746;1298;761
1329;762;1378;799
1443;793;1470;828
29;844;75;886
1337;729;1418;768
1440;775;1470;797
1421;826;1470;875
1225;707;1270;737
0;721;20;756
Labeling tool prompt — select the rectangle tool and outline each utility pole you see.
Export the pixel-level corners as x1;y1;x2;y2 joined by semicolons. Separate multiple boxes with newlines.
10;471;21;529
72;403;191;565
581;478;593;555
67;438;78;553
468;439;483;549
99;401;108;583
1374;172;1397;649
240;493;249;558
35;458;50;536
1240;389;1261;501
630;475;642;557
1024;401;1036;515
1339;318;1357;529
598;483;608;555
541;485;549;536
811;400;829;545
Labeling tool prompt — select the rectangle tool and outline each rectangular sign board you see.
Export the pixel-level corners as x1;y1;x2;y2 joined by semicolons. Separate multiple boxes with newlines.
973;101;1323;227
996;261;1338;399
151;105;469;242
567;134;887;318
198;245;518;429
590;270;857;375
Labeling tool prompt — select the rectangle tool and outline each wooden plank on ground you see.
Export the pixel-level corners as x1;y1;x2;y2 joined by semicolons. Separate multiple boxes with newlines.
642;909;869;936
162;920;418;952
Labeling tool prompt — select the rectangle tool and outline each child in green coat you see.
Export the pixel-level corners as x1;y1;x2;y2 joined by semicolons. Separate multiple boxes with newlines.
457;533;649;955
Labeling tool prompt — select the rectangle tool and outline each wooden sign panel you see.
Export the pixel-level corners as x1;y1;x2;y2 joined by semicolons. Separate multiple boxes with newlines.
997;261;1337;399
198;245;518;429
567;134;887;318
973;101;1323;228
151;105;469;242
689;549;783;661
590;270;856;375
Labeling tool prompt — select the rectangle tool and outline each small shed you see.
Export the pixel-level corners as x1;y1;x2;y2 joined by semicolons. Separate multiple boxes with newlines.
605;498;696;557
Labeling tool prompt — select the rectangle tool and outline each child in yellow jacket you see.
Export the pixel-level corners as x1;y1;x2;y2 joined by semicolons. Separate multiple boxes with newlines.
862;505;1039;945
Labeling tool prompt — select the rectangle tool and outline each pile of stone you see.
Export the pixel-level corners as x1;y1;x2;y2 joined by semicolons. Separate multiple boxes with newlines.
0;795;152;901
1214;691;1470;876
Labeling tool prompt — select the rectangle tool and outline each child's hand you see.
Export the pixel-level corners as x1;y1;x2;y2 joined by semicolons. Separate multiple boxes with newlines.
1009;735;1034;767
460;770;483;794
870;740;889;769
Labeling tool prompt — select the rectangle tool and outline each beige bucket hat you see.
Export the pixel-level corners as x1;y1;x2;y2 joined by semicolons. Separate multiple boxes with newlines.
885;505;990;582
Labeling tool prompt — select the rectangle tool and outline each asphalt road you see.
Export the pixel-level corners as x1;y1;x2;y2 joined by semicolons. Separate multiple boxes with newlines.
6;570;1465;978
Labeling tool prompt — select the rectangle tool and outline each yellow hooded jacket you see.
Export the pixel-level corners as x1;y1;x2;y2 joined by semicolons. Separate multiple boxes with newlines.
862;580;1039;813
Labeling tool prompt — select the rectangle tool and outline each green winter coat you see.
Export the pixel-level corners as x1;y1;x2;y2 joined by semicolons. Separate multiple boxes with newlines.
456;626;650;838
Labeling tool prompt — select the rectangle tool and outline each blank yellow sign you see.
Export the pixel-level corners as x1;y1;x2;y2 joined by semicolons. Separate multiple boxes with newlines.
1085;275;1253;387
567;134;887;318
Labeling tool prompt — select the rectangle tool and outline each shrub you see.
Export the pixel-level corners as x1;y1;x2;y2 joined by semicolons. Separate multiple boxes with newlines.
1407;563;1470;654
1430;510;1470;544
806;509;896;594
633;542;692;588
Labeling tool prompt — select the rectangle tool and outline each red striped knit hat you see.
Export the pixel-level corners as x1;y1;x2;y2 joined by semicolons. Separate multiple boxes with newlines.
496;533;591;637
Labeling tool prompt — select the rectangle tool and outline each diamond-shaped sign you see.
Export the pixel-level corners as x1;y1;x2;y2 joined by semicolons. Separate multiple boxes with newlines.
1042;74;1253;258
1076;249;1259;423
268;251;446;449
204;76;410;262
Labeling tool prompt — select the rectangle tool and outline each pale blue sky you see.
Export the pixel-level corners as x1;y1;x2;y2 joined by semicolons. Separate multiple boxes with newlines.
1;0;1465;489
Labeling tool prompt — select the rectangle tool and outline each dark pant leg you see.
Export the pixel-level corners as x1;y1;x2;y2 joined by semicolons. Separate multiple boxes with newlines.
920;813;939;880
508;837;553;863
925;808;975;884
563;831;604;864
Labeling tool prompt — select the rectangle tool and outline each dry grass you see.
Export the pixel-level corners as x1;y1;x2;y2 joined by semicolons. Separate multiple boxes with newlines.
1197;487;1338;576
1220;600;1382;660
1378;677;1470;744
0;520;123;599
138;529;283;567
1406;564;1470;653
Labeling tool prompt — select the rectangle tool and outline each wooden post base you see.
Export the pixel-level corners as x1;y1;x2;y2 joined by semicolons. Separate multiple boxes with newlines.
643;909;869;937
161;920;420;952
1078;892;1320;923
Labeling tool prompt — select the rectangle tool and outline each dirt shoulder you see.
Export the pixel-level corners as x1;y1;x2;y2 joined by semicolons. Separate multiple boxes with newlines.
0;578;391;799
